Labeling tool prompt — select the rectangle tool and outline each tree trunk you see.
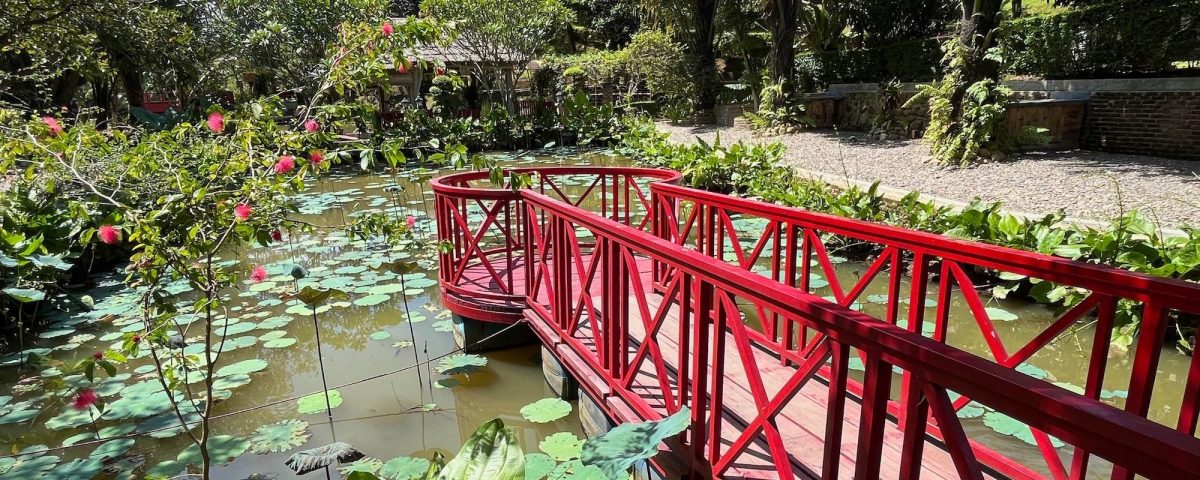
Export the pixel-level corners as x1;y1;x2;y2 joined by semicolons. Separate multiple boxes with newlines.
51;70;82;113
948;0;1003;121
119;65;145;109
92;77;114;128
768;0;798;96
692;0;719;111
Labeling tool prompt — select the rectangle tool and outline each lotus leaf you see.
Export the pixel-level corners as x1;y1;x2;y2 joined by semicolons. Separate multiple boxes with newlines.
520;398;572;423
437;354;488;375
985;307;1019;321
379;456;429;480
285;442;364;475
263;338;298;348
338;457;383;475
175;435;249;467
579;407;690;478
982;411;1064;447
216;359;268;377
249;419;311;454
61;432;96;447
524;453;556;480
46;405;101;430
297;390;343;414
538;432;583;461
89;438;134;460
354;294;391;307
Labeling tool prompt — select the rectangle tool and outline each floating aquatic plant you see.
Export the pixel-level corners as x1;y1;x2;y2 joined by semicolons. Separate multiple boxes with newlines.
249;419;311;454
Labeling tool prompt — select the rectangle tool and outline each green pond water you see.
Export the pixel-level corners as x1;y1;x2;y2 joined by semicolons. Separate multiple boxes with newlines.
0;149;1193;479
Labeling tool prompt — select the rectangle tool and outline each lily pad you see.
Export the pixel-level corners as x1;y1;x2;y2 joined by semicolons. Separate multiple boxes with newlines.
524;453;557;480
985;307;1019;322
354;294;391;307
370;331;392;341
216;359;268;377
379;456;430;480
263;338;298;348
437;354;488;375
539;432;584;461
297;390;343;414
520;398;572;423
982;411;1064;447
89;438;135;461
249;419;311;454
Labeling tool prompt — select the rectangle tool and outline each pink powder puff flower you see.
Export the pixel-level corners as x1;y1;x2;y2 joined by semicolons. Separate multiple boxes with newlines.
72;389;98;410
206;111;225;133
234;203;252;222
381;22;394;37
250;266;268;283
406;215;416;228
271;229;283;242
97;225;120;245
274;155;296;174
309;150;325;165
42;116;63;136
304;118;320;133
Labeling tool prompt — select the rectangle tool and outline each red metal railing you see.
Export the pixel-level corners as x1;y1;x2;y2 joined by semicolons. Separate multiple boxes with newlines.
432;167;680;322
648;182;1200;479
518;185;1200;479
434;166;1200;479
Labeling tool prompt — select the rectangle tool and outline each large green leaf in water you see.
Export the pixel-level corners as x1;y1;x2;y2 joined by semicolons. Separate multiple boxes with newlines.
249;419;311;454
437;354;488;375
519;398;572;423
175;435;249;467
580;407;690;478
538;432;583;461
297;390;343;414
437;419;524;480
3;287;45;303
292;286;349;306
523;453;556;480
982;411;1064;447
216;359;268;377
380;456;431;480
42;458;101;479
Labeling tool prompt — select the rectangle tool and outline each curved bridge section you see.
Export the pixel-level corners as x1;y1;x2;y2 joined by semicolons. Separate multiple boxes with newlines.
434;166;1200;479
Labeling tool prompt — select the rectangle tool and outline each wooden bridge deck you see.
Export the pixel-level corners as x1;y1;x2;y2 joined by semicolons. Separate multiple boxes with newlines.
465;255;991;479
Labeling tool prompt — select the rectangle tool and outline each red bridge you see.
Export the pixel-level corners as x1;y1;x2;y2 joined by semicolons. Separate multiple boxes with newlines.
432;166;1200;479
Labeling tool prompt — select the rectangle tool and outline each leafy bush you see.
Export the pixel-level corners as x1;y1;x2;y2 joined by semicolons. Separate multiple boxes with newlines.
907;39;1012;165
998;0;1200;78
543;31;693;110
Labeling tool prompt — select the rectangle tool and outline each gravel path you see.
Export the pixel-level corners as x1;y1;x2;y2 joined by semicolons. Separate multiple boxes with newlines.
658;123;1200;228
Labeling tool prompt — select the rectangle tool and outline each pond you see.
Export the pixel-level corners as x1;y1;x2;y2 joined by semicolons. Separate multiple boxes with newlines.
0;149;1193;479
0;150;635;478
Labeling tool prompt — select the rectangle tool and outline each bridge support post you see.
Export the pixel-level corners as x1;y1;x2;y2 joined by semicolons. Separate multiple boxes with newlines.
451;315;539;352
540;346;579;399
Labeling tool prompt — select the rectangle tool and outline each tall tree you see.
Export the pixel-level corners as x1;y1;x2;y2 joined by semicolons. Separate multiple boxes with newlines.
765;0;798;91
692;0;719;109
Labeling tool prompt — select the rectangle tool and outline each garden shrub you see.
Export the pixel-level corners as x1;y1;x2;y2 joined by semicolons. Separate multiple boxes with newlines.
907;39;1012;165
999;0;1200;78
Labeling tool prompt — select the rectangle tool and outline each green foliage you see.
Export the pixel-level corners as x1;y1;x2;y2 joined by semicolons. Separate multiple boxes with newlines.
579;408;689;478
437;419;525;480
519;398;573;423
544;30;693;110
998;0;1200;78
908;39;1013;165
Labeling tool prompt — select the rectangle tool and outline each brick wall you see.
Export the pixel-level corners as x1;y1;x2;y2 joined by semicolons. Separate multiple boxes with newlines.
1083;92;1200;160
